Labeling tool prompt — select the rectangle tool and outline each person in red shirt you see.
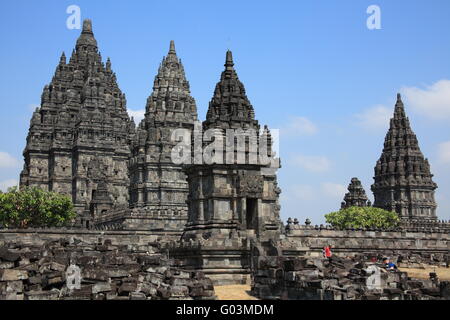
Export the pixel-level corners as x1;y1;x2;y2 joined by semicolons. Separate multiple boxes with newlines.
323;245;332;258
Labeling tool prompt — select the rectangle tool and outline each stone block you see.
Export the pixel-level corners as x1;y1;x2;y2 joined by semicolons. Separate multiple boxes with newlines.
7;280;24;293
26;290;60;300
130;292;146;300
0;247;20;262
118;282;137;295
92;282;111;294
0;262;15;269
138;282;157;297
0;269;28;281
82;268;109;281
170;285;189;297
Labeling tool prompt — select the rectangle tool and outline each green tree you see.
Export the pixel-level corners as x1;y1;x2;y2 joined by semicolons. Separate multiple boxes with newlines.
0;187;76;228
325;206;400;229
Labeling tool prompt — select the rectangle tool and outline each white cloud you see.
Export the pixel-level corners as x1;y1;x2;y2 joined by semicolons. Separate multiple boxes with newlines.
438;141;450;164
0;152;20;168
401;79;450;120
355;104;391;131
0;179;18;192
281;116;318;137
321;182;346;199
128;109;145;124
291;155;331;173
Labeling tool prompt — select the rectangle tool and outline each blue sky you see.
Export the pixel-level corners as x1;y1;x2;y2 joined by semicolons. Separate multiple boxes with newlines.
1;1;449;223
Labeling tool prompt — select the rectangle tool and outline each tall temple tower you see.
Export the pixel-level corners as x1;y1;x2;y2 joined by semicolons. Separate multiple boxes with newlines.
20;20;134;228
95;41;199;231
129;40;198;230
181;50;282;241
371;94;438;221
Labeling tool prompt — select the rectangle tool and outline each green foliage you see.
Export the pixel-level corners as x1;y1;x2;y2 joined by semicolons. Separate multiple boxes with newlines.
0;187;76;228
325;206;400;229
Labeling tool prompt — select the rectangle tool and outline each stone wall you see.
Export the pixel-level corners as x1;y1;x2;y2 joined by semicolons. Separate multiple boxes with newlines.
0;236;215;300
93;208;187;233
284;225;449;259
0;229;179;247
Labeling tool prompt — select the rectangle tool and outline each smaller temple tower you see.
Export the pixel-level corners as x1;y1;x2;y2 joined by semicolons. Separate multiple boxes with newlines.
170;51;282;284
371;94;438;221
341;178;370;209
181;50;282;242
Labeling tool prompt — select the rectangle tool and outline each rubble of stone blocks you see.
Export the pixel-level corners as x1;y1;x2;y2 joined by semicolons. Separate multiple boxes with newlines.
0;238;216;300
343;252;449;268
251;255;450;300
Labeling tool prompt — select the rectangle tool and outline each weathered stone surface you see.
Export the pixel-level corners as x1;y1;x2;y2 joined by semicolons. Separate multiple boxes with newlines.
0;247;20;262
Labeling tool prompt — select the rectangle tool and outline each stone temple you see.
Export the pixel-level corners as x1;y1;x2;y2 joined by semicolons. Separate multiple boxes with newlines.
20;20;134;228
181;50;282;242
95;40;198;232
169;50;283;283
341;177;371;209
19;19;445;235
8;19;450;293
371;94;438;221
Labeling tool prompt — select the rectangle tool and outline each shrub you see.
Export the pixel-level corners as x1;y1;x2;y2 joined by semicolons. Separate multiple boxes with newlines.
325;206;400;229
0;187;76;228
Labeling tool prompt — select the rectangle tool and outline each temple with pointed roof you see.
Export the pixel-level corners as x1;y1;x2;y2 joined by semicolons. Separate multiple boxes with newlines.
371;94;438;222
19;20;134;228
168;51;283;284
181;50;282;242
14;19;450;288
95;41;199;231
341;178;371;209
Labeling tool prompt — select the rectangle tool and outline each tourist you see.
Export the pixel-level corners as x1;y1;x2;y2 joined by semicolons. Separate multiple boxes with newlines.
382;257;397;271
323;245;332;258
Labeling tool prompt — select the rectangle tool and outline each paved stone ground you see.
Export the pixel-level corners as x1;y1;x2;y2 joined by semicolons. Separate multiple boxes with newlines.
214;285;259;300
400;267;450;281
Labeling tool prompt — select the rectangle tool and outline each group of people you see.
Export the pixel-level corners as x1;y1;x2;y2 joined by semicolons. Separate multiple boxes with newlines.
322;245;398;271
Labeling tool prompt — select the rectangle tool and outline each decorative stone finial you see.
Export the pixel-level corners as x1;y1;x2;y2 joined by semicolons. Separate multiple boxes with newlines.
169;40;176;54
225;50;234;70
59;52;66;65
82;19;93;34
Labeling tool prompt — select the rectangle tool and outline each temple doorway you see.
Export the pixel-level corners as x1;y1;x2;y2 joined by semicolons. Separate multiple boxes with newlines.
246;198;257;230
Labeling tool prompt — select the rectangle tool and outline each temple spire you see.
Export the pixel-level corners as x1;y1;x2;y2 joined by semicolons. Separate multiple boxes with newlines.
76;19;97;49
394;92;406;119
82;19;93;34
169;40;176;55
225;50;234;70
59;52;66;65
205;50;257;128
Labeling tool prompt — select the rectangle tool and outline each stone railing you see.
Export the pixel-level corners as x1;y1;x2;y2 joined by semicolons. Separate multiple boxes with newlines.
285;218;450;234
